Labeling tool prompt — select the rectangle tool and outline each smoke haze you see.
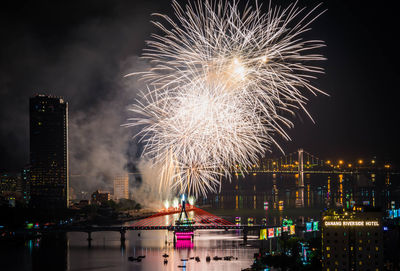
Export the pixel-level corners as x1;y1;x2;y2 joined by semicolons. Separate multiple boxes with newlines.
0;1;172;206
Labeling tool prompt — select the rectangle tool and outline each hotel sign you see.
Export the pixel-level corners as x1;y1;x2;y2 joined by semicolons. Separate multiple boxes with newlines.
324;221;379;227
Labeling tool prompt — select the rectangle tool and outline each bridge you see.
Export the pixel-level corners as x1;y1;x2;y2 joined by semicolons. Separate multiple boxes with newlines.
10;206;274;247
244;148;389;174
71;148;392;182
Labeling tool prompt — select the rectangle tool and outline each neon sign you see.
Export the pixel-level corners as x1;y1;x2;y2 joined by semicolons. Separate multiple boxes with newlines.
324;221;379;227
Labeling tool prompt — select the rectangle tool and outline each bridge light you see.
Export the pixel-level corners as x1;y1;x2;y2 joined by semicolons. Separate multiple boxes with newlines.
358;159;363;165
164;200;170;209
348;164;352;168
339;160;344;165
326;160;331;164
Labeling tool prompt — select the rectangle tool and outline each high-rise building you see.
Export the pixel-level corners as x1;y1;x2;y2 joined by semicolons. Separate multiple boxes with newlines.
113;174;129;201
29;94;69;208
322;207;383;271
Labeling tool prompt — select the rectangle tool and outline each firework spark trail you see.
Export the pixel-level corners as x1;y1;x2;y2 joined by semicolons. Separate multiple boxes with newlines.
124;0;326;197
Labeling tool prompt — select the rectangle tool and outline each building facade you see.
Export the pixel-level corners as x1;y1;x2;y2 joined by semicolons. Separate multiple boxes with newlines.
0;172;21;207
113;174;129;201
29;94;69;208
322;207;383;271
91;190;111;205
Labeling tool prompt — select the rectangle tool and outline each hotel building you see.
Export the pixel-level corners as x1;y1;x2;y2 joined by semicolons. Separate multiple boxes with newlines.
322;206;383;271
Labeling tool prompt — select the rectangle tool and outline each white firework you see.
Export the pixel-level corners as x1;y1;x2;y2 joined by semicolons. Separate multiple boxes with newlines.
125;0;326;197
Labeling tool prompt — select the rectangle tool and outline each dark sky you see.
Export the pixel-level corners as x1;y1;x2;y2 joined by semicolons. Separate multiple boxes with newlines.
0;0;399;173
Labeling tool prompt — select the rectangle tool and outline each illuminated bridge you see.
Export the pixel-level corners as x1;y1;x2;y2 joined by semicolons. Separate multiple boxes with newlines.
247;149;386;174
12;206;274;247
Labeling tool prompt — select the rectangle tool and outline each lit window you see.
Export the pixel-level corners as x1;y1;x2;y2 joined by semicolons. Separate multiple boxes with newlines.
375;247;379;251
326;247;330;251
359;261;362;265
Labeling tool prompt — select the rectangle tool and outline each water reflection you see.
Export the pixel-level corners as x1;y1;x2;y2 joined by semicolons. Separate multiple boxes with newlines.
4;172;399;271
199;172;400;224
64;229;257;271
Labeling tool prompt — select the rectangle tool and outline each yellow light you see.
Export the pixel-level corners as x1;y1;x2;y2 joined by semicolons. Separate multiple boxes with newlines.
339;160;343;165
348;164;352;167
358;159;363;164
326;160;331;164
385;164;391;169
371;160;375;164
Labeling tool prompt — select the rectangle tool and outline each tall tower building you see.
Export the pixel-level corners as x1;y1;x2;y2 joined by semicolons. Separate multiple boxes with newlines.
322;207;383;270
29;94;69;208
113;174;129;201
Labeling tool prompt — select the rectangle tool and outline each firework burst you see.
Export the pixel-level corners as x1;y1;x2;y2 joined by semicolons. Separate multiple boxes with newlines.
125;0;326;197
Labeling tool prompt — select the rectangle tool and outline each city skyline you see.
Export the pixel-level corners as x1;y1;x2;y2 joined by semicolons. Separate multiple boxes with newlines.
1;1;400;270
0;0;399;175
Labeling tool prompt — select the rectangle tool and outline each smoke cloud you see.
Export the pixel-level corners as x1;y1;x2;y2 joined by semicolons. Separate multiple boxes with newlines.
0;1;173;207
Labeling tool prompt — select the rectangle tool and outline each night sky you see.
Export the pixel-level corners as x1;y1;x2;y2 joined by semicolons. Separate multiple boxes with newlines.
0;0;399;173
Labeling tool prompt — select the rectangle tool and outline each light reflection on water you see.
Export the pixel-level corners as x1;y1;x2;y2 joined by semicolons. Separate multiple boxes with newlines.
5;172;399;271
67;229;258;271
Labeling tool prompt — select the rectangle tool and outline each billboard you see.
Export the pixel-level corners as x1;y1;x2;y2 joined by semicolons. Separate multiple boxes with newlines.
268;228;274;238
274;227;282;237
313;221;319;231
260;229;267;240
306;222;312;232
290;225;295;235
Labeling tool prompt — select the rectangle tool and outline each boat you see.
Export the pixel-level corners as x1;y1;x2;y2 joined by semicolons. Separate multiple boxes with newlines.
164;259;168;264
206;256;211;262
128;256;144;262
213;256;222;260
162;253;169;258
189;257;194;260
195;256;200;262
